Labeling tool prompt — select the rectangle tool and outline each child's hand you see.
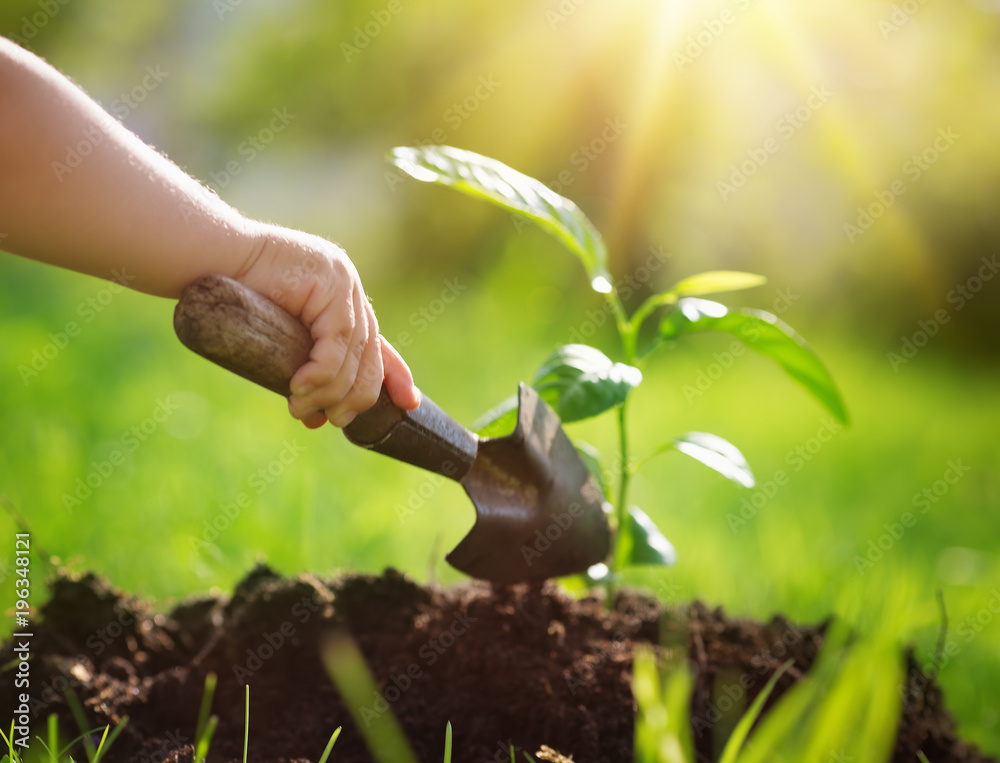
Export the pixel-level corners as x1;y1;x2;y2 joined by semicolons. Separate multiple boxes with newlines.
0;37;418;429
236;223;421;429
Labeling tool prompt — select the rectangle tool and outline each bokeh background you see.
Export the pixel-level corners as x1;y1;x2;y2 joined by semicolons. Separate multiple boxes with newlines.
1;0;998;753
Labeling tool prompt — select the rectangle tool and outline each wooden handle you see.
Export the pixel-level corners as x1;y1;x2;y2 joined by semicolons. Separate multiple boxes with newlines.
174;274;310;397
173;275;477;479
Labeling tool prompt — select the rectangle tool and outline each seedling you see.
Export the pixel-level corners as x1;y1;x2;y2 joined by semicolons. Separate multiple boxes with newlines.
390;146;848;579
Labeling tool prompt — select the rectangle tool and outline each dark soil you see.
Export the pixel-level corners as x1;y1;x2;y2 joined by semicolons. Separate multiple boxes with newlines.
1;565;993;763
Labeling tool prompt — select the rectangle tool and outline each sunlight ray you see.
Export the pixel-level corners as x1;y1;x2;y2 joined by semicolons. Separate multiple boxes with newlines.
757;0;942;300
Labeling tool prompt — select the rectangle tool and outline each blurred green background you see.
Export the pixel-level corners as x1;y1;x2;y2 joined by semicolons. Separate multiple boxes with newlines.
1;0;998;754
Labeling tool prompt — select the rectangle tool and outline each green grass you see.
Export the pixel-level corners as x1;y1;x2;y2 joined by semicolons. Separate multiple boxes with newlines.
5;687;343;763
1;237;998;755
4;706;128;763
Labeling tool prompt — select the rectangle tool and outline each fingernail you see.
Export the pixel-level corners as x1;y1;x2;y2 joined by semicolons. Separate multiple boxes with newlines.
291;383;315;398
334;411;358;428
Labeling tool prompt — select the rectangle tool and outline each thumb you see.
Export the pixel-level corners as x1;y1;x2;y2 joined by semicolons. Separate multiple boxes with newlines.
379;336;421;410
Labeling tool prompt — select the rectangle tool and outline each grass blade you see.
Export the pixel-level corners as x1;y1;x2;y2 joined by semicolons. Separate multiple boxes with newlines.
1;722;19;763
243;685;250;763
194;715;218;763
195;672;217;746
718;659;793;763
442;722;453;763
91;726;110;763
322;633;419;763
93;717;127;763
317;726;342;763
633;645;694;763
63;687;97;762
48;714;59;763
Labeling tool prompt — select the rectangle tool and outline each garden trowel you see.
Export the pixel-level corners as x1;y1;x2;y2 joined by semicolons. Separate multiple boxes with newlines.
173;275;610;585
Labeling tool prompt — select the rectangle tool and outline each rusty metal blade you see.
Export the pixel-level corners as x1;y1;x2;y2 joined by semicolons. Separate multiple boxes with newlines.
447;383;611;584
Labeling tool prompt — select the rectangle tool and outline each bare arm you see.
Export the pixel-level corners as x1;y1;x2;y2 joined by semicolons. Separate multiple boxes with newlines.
0;38;251;296
0;37;419;426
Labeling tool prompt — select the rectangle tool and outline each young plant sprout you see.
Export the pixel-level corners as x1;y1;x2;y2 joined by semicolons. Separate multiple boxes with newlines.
389;145;848;580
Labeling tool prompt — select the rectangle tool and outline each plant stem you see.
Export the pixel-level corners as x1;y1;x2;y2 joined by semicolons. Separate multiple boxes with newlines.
612;397;631;573
628;292;677;350
605;291;632;355
605;283;635;576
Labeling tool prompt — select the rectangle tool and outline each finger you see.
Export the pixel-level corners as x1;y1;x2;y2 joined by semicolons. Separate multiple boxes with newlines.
287;396;327;427
288;288;355;398
297;286;371;419
288;290;366;419
301;411;328;429
380;336;421;410
325;303;383;427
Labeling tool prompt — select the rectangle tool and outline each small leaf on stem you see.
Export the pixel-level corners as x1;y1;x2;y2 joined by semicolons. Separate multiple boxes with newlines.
532;344;641;423
472;394;518;437
389;146;612;292
670;432;755;488
660;298;849;424
666;271;767;299
623;506;677;567
574;441;609;500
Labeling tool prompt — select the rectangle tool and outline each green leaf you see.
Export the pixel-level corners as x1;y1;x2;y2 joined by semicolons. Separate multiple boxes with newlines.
660;298;849;424
630;271;768;339
389;146;612;292
574;441;609;500
668;270;767;299
670;432;755;488
624;506;676;567
472;394;518;437
473;345;640;435
532;344;641;423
